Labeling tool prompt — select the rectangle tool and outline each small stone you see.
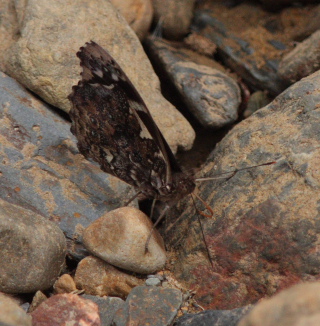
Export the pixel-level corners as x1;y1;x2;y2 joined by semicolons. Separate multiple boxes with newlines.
0;293;32;326
53;274;77;294
145;278;161;286
82;295;125;326
83;207;166;274
112;286;183;326
74;256;144;299
28;291;47;313
239;282;320;326
31;293;100;326
0;198;66;293
109;0;153;40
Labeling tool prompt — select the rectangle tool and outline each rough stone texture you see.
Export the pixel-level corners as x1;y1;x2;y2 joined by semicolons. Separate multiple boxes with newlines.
31;293;100;326
239;282;320;326
0;293;32;326
53;274;77;294
4;0;195;153
0;72;134;247
146;38;240;128
0;0;19;72
109;0;153;40
82;295;124;326
244;91;270;118
192;9;288;96
0;198;66;293
175;305;252;326
83;207;166;274
28;291;47;314
152;0;196;40
165;70;320;309
112;285;182;325
74;256;144;298
279;30;320;84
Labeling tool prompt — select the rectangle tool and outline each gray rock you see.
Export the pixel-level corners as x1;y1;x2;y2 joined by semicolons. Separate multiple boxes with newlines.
0;293;32;326
0;72;134;247
165;70;320;310
239;282;320;326
145;277;161;286
279;30;320;84
83;207;166;274
83;295;124;326
0;198;66;293
4;0;194;153
175;305;252;326
112;286;182;326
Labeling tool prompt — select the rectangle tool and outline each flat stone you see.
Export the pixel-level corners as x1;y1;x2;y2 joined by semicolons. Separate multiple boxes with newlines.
74;256;144;298
112;286;183;326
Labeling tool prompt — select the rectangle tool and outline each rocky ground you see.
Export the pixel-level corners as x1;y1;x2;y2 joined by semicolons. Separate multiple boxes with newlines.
1;0;320;325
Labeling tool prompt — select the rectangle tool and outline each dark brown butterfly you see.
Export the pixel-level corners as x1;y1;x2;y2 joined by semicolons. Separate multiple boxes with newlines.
68;41;195;211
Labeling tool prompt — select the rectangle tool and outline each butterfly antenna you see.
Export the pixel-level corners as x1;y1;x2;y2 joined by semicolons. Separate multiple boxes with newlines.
195;161;276;182
191;194;215;270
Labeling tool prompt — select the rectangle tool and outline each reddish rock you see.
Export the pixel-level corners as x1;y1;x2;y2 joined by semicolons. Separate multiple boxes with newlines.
31;294;100;326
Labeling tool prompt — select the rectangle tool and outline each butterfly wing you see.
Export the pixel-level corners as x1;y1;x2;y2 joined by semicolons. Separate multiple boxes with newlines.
68;41;181;198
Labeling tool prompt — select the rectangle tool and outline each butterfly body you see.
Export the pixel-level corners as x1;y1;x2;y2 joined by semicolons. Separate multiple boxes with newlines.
69;42;195;204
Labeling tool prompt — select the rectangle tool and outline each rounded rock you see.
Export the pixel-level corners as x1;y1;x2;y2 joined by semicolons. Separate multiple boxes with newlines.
0;199;66;293
83;207;166;274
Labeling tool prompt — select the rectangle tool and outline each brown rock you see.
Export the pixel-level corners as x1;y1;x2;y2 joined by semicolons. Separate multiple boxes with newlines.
83;207;166;274
165;70;320;309
0;198;66;293
239;282;320;326
279;30;320;84
109;0;153;40
31;293;100;326
0;293;32;326
29;291;47;313
53;274;77;294
152;0;196;40
4;0;194;153
74;256;144;299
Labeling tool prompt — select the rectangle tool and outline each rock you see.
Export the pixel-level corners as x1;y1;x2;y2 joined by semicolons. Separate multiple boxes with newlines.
238;282;320;326
152;0;196;40
0;72;135;257
175;305;252;326
82;295;125;326
243;91;270;118
145;37;240;128
53;274;77;294
4;0;194;153
83;207;166;274
145;277;161;286
74;256;144;298
31;293;100;326
109;0;153;40
279;30;320;84
165;70;320;309
112;285;183;325
0;293;32;326
0;0;19;72
0;198;66;293
191;5;290;95
28;291;47;313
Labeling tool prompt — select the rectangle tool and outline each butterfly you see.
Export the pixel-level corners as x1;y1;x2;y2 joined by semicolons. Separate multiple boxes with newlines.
68;41;196;214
